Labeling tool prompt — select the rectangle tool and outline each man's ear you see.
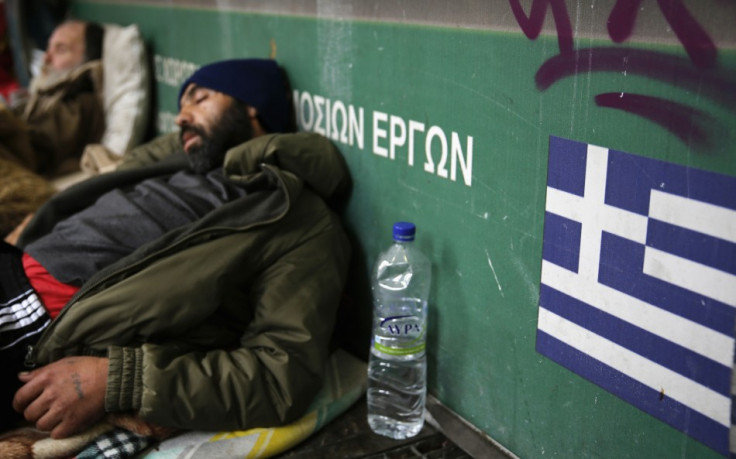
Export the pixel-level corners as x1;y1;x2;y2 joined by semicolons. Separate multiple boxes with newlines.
248;106;267;137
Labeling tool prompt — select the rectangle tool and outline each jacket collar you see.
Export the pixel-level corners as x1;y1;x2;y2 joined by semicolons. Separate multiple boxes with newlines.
223;132;351;205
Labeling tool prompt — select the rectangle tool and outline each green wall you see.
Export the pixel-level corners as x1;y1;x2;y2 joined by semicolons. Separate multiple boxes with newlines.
71;2;736;457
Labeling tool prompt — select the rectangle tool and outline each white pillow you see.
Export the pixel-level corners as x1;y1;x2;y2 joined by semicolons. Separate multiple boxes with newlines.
100;23;150;156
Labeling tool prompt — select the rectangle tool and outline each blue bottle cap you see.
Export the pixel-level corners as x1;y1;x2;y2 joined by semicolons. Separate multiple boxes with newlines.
393;222;416;241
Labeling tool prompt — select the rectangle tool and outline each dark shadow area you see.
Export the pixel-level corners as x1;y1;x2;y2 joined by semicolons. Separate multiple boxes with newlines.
143;42;158;142
331;221;373;363
5;0;68;87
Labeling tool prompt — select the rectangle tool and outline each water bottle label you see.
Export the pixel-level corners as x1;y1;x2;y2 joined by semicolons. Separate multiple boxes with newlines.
373;315;426;356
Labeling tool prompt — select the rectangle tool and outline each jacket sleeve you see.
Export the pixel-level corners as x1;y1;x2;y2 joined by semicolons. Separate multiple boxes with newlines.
104;214;351;430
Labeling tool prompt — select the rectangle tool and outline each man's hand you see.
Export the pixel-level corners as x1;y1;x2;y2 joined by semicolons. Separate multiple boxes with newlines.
13;357;109;439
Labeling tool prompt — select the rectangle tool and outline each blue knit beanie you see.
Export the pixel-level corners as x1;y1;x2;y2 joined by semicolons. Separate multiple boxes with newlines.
178;59;290;133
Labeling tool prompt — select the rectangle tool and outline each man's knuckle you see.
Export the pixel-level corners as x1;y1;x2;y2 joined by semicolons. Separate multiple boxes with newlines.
34;372;53;385
36;417;52;431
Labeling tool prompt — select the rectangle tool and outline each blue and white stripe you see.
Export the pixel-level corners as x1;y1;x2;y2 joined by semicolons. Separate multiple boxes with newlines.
537;136;736;455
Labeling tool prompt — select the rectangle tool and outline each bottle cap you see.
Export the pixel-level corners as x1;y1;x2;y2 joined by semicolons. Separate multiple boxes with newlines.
393;221;416;242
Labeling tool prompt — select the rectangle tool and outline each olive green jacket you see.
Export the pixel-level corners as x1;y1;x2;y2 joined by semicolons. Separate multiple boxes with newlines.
18;132;352;430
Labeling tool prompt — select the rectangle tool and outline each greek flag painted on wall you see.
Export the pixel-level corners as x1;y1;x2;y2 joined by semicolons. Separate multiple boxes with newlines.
536;136;736;455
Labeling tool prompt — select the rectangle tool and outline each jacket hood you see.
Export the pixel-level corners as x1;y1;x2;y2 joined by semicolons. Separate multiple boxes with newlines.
223;132;351;204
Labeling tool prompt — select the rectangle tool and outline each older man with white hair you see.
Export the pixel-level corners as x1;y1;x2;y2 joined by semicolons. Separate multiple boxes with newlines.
1;20;105;175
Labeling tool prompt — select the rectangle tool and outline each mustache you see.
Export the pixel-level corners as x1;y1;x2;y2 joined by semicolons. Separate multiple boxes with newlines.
179;124;207;145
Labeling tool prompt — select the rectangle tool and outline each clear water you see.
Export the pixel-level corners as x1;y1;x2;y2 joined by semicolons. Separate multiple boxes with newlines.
367;238;430;439
366;350;426;439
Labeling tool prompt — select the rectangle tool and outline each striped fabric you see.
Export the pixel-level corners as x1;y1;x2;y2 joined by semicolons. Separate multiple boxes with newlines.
0;241;51;430
0;288;50;352
0;241;50;354
537;136;736;455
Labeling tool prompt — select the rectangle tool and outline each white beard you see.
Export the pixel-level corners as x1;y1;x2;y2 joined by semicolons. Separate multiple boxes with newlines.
29;64;76;94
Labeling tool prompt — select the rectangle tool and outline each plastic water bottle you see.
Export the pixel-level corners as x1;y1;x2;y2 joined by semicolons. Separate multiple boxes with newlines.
367;221;431;439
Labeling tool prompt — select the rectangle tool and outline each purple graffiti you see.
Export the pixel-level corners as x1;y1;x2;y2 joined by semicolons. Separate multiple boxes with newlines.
509;0;729;151
536;47;736;109
608;0;717;68
595;93;714;149
508;0;573;54
607;0;640;43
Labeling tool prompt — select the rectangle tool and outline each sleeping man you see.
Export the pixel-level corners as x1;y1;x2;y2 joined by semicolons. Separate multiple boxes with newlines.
2;19;105;174
1;58;351;439
0;20;105;239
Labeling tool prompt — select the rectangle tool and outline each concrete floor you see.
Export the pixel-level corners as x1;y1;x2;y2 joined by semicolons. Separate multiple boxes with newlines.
276;395;512;458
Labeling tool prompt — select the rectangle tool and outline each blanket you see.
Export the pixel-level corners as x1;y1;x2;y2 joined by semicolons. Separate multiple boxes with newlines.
0;158;55;239
0;349;367;459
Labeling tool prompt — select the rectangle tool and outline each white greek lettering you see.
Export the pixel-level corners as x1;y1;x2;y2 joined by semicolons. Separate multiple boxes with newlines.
390;115;406;160
373;111;389;157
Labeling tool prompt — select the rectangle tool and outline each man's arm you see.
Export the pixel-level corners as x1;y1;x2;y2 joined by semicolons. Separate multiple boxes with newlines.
107;213;351;430
13;356;108;438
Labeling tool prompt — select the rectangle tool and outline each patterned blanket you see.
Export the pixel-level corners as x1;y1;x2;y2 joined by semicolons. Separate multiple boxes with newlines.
0;349;366;459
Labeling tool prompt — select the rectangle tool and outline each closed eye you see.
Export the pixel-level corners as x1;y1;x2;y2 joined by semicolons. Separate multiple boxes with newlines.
180;85;211;107
192;87;213;105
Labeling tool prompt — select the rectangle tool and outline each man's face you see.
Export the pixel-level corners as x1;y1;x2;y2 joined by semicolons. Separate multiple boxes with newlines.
44;22;86;73
176;84;254;173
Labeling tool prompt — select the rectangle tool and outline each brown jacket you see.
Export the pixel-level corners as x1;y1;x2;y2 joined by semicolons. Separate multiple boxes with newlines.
8;60;105;174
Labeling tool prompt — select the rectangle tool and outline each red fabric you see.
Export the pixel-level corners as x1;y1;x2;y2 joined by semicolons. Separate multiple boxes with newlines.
22;253;79;319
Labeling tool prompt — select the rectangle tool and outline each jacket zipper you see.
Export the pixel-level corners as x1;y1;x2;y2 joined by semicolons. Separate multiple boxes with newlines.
24;345;35;368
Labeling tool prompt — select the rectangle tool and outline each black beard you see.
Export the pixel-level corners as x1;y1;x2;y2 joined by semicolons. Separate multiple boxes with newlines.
182;102;254;174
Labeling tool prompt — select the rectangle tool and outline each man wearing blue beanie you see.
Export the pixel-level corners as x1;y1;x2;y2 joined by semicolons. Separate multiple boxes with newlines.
179;59;291;135
1;59;351;441
174;58;294;173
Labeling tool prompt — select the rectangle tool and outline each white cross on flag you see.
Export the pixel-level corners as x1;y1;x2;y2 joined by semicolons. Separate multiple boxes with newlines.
537;136;736;455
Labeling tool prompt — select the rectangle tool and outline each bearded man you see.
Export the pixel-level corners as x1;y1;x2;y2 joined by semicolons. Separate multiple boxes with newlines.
0;59;351;439
1;20;105;175
0;20;104;238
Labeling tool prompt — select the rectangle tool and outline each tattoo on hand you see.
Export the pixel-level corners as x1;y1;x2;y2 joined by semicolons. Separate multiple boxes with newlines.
71;372;84;399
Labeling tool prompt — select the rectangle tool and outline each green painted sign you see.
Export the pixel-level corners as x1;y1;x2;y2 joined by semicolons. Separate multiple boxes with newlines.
71;1;736;457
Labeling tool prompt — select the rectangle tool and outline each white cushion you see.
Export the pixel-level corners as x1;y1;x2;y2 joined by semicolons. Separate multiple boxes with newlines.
100;23;150;156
